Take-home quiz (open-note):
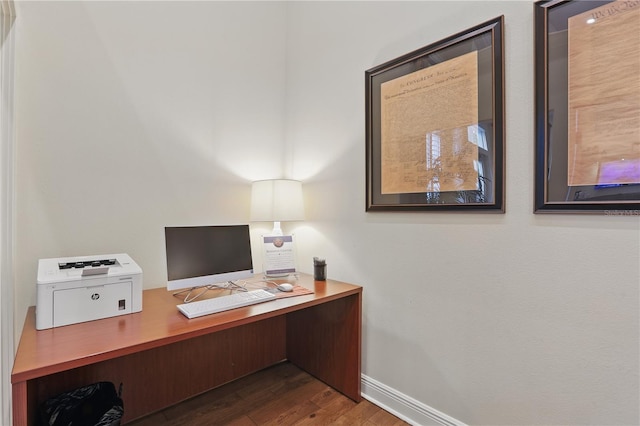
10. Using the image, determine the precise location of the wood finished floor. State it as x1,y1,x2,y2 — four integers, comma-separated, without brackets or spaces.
127,361,410,426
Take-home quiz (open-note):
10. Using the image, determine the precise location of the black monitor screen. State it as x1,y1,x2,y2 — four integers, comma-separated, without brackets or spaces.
164,225,254,290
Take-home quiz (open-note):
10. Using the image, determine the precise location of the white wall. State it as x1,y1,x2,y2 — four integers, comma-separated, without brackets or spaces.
15,0,287,327
284,1,639,425
12,1,640,426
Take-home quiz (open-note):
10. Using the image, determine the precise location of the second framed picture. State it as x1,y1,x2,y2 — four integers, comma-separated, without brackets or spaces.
365,16,505,212
534,0,640,214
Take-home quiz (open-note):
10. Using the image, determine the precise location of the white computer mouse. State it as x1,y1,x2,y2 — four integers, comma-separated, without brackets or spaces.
277,283,294,292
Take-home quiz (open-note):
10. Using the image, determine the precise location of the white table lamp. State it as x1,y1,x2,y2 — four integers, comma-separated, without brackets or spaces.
250,179,304,235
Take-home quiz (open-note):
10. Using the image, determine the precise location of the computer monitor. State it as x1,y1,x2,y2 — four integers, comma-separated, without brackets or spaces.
164,225,254,292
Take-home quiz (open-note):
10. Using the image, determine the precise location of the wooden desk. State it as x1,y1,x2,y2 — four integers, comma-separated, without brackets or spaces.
11,274,362,424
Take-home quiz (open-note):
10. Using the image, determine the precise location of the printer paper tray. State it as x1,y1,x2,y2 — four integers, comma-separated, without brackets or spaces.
53,281,132,328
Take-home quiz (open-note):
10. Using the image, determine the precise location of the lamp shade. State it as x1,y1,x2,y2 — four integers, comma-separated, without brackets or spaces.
250,179,304,222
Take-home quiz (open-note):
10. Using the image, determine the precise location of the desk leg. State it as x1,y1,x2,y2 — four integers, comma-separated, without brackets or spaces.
12,381,28,426
286,294,362,402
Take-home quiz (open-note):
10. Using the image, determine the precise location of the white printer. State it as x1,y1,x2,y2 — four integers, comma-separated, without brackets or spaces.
36,253,143,330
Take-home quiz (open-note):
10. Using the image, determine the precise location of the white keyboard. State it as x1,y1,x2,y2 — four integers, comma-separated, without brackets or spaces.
177,289,276,319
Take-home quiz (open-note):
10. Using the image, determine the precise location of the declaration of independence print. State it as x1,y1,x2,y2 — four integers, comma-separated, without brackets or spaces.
567,0,640,186
380,51,480,194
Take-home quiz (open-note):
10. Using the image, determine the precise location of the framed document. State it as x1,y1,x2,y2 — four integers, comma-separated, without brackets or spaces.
262,235,297,277
535,0,640,214
365,17,505,212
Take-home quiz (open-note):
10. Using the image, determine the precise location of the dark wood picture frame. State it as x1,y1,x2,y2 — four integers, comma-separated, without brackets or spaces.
534,0,640,214
366,16,505,212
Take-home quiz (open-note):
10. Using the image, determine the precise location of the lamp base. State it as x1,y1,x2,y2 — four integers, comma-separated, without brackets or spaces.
270,221,283,236
264,272,290,278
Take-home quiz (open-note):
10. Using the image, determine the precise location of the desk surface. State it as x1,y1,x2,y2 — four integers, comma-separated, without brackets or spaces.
11,274,362,385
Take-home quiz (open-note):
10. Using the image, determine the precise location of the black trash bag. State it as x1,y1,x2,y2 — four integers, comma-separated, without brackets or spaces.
39,381,124,426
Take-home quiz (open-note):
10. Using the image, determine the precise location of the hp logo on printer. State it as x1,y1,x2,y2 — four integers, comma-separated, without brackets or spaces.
91,293,100,300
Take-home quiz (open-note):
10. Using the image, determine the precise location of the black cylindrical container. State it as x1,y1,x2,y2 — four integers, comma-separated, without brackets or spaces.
313,257,326,281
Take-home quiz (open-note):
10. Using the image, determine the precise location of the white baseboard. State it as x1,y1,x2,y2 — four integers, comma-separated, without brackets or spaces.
361,374,466,426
